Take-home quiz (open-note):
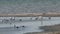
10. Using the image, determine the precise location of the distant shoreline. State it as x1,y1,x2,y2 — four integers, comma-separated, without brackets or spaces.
0,12,60,17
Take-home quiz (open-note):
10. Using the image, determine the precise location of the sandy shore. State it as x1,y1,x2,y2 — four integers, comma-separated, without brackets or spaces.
0,13,60,17
25,31,60,34
40,24,60,32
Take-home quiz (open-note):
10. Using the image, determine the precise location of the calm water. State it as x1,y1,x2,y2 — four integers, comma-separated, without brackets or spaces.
0,0,60,14
0,17,60,34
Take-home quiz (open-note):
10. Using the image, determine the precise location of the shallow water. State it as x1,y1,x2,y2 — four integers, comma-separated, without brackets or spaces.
0,17,60,34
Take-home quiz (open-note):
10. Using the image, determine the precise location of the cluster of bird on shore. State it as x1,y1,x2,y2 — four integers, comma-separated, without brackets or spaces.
0,17,22,24
0,16,51,31
0,16,51,24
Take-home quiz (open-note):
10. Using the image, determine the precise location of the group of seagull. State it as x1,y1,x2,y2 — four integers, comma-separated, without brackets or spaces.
0,16,51,24
0,17,22,24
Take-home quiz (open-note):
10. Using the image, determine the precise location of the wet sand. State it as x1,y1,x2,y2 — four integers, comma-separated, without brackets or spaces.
25,24,60,34
40,24,60,32
25,31,60,34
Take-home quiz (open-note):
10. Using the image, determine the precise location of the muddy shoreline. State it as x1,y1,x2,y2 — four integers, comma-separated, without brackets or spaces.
25,24,60,34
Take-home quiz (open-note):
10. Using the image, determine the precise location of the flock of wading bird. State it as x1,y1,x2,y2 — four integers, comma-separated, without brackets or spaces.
0,13,56,24
0,17,51,30
0,13,58,23
0,13,59,30
0,13,56,30
0,16,51,24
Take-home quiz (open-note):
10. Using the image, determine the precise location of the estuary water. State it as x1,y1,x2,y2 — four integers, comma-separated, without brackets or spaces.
0,0,60,14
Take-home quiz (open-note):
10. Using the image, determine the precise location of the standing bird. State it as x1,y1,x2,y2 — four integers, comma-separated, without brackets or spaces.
35,17,38,20
14,24,19,29
19,19,22,21
49,16,51,20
